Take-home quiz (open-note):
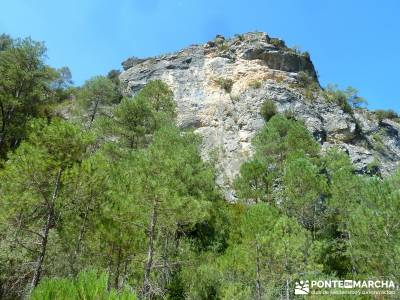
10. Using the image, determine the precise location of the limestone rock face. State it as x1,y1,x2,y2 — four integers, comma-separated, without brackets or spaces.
119,32,400,199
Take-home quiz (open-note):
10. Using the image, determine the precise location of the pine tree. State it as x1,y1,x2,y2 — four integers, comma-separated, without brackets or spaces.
77,76,119,129
0,119,93,296
217,204,314,300
0,36,67,158
282,153,327,237
98,80,176,150
97,126,217,298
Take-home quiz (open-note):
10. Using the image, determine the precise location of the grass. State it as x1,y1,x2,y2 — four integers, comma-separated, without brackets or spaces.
214,77,234,93
374,109,400,123
248,80,262,89
290,71,320,101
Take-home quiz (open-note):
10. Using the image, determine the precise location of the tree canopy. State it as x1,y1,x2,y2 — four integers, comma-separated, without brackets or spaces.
1,34,399,300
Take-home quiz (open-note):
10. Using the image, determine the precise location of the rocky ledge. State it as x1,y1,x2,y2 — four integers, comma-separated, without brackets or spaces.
119,32,400,199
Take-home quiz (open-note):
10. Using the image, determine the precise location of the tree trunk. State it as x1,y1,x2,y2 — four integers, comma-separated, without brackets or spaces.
30,211,52,289
255,243,262,300
159,233,171,291
0,102,8,151
142,202,158,299
286,278,290,300
0,102,5,146
107,243,115,290
347,224,357,275
30,169,62,291
88,98,100,130
114,246,122,290
71,208,89,275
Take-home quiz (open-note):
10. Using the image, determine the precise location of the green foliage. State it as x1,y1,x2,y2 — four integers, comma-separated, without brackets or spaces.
0,119,93,297
288,45,311,59
294,71,315,88
77,76,119,128
248,79,262,89
216,204,314,299
217,42,229,52
2,33,400,300
372,130,386,153
290,45,302,54
101,126,218,298
374,109,399,122
234,114,320,209
135,80,176,124
253,114,320,163
0,36,72,158
345,86,368,109
0,34,13,50
234,33,244,41
269,38,285,48
293,71,320,100
234,158,275,204
213,77,234,93
260,99,277,122
101,96,155,149
31,270,137,300
282,154,327,234
323,84,367,114
107,69,121,86
99,80,176,149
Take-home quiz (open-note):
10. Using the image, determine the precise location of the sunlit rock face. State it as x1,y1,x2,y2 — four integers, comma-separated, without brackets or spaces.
119,32,400,199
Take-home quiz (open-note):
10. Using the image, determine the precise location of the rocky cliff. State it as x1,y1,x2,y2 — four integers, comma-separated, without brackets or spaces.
119,32,400,200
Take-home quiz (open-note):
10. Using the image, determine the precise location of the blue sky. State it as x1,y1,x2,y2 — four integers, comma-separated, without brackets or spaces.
1,0,399,111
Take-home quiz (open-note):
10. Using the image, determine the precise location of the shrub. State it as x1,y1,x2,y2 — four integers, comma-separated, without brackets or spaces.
31,270,137,300
345,86,368,109
284,109,296,120
269,38,285,48
295,71,315,89
290,45,302,54
248,80,262,89
214,77,234,93
217,42,229,52
375,109,399,122
273,74,285,83
234,33,244,41
303,51,311,59
288,46,310,59
292,71,320,100
366,159,380,174
372,131,386,153
261,99,277,122
322,84,353,114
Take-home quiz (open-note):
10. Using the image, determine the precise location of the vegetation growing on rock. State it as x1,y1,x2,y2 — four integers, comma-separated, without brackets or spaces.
213,77,234,93
1,33,400,300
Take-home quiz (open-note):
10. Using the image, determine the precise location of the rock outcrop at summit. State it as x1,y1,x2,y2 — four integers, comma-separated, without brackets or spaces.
119,32,400,199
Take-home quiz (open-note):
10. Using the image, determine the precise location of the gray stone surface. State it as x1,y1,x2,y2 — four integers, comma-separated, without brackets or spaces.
119,32,400,199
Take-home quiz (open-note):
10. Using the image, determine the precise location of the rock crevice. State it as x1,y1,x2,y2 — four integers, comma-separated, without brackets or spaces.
119,32,400,198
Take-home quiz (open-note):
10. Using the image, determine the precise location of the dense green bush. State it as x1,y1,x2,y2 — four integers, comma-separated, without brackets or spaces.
31,270,137,300
3,33,400,300
260,99,277,122
0,35,74,159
